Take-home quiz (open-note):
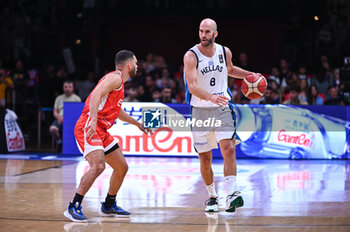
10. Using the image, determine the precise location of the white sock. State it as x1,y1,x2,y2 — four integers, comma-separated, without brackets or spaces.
225,175,236,195
205,182,218,198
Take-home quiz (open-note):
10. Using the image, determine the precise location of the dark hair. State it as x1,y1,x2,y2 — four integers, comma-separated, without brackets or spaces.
115,50,135,66
271,88,279,94
289,85,300,93
64,80,73,85
153,87,161,93
127,84,137,90
327,85,337,91
307,85,318,105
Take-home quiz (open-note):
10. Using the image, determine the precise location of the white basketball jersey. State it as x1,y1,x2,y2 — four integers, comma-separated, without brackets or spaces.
184,43,231,107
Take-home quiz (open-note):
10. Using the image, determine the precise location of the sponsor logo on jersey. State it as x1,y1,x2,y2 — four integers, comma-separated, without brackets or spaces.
219,54,224,63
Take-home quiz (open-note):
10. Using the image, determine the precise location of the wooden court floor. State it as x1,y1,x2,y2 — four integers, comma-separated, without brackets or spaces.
0,156,349,232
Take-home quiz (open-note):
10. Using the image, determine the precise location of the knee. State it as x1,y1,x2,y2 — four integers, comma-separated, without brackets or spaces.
120,163,129,177
49,126,58,135
200,155,212,168
222,145,235,156
92,162,105,175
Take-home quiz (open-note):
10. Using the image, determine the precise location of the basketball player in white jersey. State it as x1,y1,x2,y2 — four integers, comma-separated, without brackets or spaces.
183,18,258,212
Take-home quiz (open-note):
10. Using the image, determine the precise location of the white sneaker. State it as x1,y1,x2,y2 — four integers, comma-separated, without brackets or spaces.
205,197,219,212
225,191,244,212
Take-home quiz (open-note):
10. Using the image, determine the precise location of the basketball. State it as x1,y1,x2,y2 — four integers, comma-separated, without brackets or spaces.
241,74,267,100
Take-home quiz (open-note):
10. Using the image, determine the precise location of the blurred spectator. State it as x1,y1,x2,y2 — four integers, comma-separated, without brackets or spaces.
270,89,280,104
174,65,185,93
238,52,251,70
298,65,308,81
321,61,335,85
0,68,14,107
268,79,279,91
53,66,69,97
286,72,300,88
333,68,340,87
320,55,329,64
310,72,329,97
283,85,307,105
142,52,155,74
142,75,157,101
124,85,139,102
145,75,157,91
77,71,96,101
279,58,292,87
11,59,29,111
159,86,177,103
259,87,279,104
307,85,324,105
152,87,161,102
268,67,281,86
299,78,308,103
50,80,81,152
325,85,341,105
156,68,174,89
153,55,167,69
26,66,39,104
137,85,147,101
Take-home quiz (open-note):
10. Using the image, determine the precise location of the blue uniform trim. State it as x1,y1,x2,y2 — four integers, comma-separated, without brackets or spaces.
189,106,199,153
184,49,199,105
228,103,237,140
222,45,227,65
227,87,234,104
184,73,192,104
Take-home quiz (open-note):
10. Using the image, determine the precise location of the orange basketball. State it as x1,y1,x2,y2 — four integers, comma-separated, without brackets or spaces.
241,74,267,100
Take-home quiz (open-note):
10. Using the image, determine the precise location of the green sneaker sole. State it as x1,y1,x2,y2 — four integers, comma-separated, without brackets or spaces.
225,196,244,212
205,209,218,213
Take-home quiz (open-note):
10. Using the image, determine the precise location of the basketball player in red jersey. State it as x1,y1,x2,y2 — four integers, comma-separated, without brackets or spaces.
64,50,151,222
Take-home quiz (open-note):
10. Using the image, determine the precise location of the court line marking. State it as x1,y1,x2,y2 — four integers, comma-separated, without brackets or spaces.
12,161,77,176
0,217,350,227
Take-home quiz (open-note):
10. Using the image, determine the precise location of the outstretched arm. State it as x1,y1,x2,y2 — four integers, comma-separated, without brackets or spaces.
118,109,139,126
118,109,152,135
183,51,229,107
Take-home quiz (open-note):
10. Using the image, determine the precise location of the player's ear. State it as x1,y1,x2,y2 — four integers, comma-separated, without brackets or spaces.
214,31,218,38
127,61,131,70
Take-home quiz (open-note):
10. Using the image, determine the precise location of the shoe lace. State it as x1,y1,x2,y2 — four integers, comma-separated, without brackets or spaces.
74,202,83,211
110,203,124,211
227,191,241,199
205,197,218,206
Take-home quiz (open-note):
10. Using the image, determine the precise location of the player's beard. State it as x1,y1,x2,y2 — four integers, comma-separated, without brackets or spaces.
201,33,215,47
129,65,137,78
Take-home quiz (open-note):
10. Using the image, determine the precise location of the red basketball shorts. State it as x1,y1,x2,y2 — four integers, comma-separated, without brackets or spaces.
74,114,117,157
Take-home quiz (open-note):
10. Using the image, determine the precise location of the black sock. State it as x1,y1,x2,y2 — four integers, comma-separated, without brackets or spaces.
105,194,116,208
72,193,84,205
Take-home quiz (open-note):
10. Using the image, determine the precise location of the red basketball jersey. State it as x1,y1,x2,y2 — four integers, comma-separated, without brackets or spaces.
82,71,124,129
